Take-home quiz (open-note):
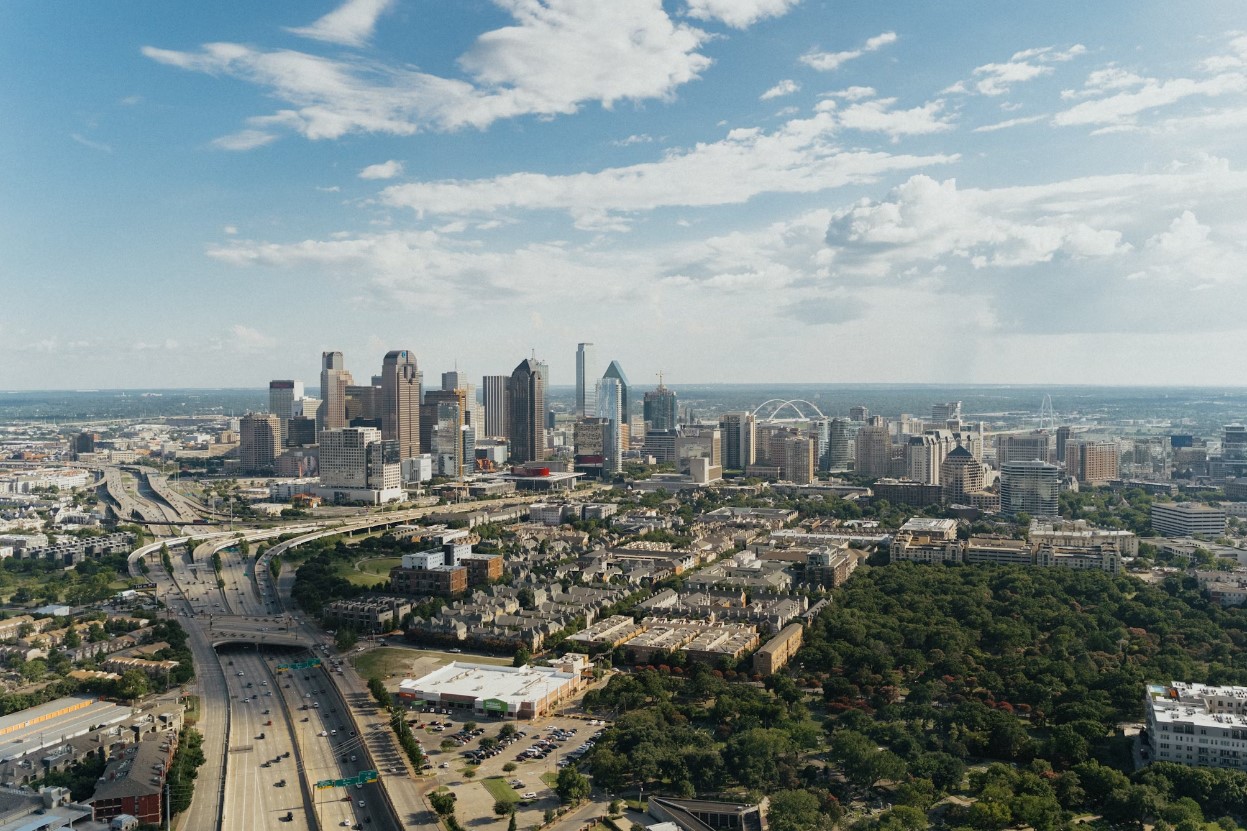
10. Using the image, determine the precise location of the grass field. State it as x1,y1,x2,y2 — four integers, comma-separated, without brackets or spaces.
540,771,559,789
334,560,387,588
356,556,403,576
481,776,518,804
354,646,511,680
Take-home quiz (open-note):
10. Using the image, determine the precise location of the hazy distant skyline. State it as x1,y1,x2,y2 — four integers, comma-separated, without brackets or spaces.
3,1,1247,390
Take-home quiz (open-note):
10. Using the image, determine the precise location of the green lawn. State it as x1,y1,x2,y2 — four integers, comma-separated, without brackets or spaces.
481,776,518,804
334,560,387,588
356,556,403,576
540,772,559,789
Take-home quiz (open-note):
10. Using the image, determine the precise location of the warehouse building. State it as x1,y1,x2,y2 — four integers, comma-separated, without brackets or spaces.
397,659,586,719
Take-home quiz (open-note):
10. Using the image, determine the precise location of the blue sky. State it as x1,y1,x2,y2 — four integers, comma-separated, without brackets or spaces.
3,0,1247,390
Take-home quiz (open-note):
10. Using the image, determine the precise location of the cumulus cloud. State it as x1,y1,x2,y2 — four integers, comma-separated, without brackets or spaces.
1053,72,1247,128
945,43,1085,96
800,31,896,72
760,79,799,100
145,1,712,144
287,0,395,47
377,110,957,226
817,96,955,141
683,0,801,29
359,159,404,179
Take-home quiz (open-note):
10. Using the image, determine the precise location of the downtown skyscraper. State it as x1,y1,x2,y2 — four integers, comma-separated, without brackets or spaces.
509,358,546,463
319,351,353,433
575,343,596,418
380,350,421,460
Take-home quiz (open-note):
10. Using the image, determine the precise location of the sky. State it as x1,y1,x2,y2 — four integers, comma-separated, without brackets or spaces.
3,0,1247,391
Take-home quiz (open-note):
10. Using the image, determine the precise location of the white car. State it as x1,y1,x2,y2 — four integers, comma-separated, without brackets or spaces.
521,792,538,800
358,800,366,808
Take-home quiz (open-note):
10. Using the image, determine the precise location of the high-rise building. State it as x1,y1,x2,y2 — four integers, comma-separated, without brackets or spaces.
1055,426,1072,464
346,382,381,425
286,416,317,447
809,420,831,472
602,360,631,421
675,426,721,474
643,382,678,431
827,418,856,470
854,416,892,478
999,460,1061,517
931,401,962,424
268,380,303,446
575,343,596,419
318,426,403,503
423,388,468,475
441,373,483,441
719,412,756,471
777,434,815,484
596,376,623,475
319,351,353,433
1222,425,1247,479
239,413,281,474
940,444,986,504
849,405,869,422
1066,440,1120,485
482,375,509,438
380,350,422,460
996,431,1052,466
508,358,546,463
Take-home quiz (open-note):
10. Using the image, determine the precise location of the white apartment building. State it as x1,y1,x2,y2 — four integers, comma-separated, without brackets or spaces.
1151,502,1227,538
1146,682,1247,770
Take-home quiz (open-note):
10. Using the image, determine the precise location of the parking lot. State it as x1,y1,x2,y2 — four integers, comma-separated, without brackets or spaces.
411,710,610,826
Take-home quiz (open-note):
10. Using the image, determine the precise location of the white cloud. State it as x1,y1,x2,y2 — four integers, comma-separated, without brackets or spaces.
212,129,280,151
378,110,957,225
145,1,712,143
287,0,395,47
612,133,655,146
827,86,876,101
230,324,278,352
70,133,112,153
760,79,799,100
223,225,239,235
683,0,801,29
818,97,955,141
1053,72,1247,128
800,31,896,72
359,159,404,179
946,43,1085,97
973,114,1046,133
316,185,342,192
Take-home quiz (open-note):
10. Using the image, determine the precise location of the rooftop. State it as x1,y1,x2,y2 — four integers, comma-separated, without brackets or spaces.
400,662,576,705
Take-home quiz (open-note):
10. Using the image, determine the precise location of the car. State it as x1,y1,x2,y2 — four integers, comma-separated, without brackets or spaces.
341,822,351,828
358,800,366,808
521,792,538,800
356,783,363,789
439,762,450,768
237,671,244,677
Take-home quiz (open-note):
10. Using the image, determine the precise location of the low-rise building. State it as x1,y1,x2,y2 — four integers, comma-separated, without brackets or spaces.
1151,502,1227,538
325,596,414,633
753,623,803,676
396,661,582,719
1145,682,1247,771
566,615,648,650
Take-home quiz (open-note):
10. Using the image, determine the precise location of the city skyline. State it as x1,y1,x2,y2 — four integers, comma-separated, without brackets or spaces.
4,1,1247,389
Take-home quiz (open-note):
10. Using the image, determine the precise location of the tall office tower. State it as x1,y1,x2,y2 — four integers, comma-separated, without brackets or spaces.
318,426,403,502
940,444,986,504
441,371,464,391
422,388,467,460
854,416,892,478
380,350,422,460
575,343,597,418
756,423,788,465
1223,425,1247,479
286,416,317,447
809,419,831,471
346,382,381,425
441,373,483,440
999,460,1062,517
596,376,623,475
906,434,943,485
827,418,856,470
931,401,962,423
675,426,722,474
319,351,353,432
778,434,815,484
719,412,757,471
996,430,1052,466
1055,425,1072,464
482,375,509,438
239,413,281,474
268,380,303,446
602,360,631,420
508,358,546,463
429,399,468,477
1066,440,1120,485
849,405,870,422
643,382,678,431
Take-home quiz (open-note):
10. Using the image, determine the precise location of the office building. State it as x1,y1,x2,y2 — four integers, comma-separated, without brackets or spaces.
346,381,381,424
1221,425,1247,480
268,380,303,445
239,413,281,474
285,415,317,448
1066,440,1120,485
380,350,422,460
596,375,624,475
940,444,986,504
906,431,956,485
777,434,815,484
1151,502,1227,538
849,405,869,422
854,416,892,478
318,427,403,504
675,426,722,474
643,382,678,430
931,401,961,423
575,343,596,418
482,375,509,438
999,459,1061,517
997,431,1052,466
719,412,757,471
1056,425,1072,464
508,358,546,463
643,429,678,464
319,351,353,432
602,360,631,420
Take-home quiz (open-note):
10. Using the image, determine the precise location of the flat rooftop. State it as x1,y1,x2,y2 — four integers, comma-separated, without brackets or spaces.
0,697,132,762
401,662,575,705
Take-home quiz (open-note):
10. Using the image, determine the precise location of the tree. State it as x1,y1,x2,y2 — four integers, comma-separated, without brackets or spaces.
429,791,457,816
493,800,514,816
117,669,150,700
513,647,532,667
555,766,591,804
335,628,358,650
508,812,517,831
767,790,830,831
